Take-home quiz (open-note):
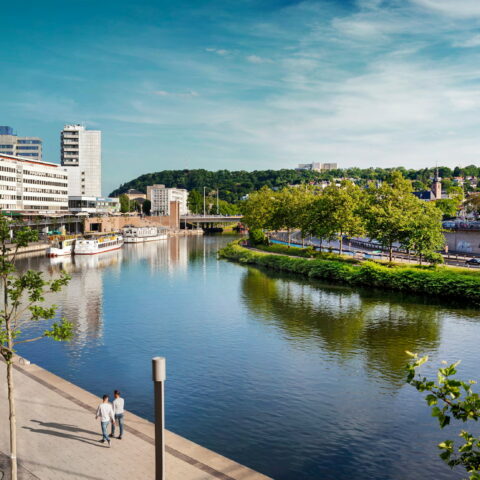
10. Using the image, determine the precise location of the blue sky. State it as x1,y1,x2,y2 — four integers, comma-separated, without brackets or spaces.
2,0,480,195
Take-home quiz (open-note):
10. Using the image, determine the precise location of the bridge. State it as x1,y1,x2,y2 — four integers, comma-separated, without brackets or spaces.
180,214,243,226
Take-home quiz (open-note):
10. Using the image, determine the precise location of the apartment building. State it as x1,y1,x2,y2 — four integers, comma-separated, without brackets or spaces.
146,184,188,216
61,124,101,197
0,153,68,212
297,162,338,172
0,126,43,161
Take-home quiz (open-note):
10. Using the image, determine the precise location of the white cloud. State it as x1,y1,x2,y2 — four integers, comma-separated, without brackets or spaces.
411,0,480,18
205,48,230,56
246,55,272,64
453,34,480,48
152,90,199,98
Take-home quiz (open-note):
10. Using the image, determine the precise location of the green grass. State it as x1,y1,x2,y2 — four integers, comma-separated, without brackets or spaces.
219,241,480,306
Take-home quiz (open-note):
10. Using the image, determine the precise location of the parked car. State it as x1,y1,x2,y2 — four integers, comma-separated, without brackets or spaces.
465,258,480,266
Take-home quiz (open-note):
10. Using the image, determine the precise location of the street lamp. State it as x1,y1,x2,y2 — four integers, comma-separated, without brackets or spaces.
152,357,166,480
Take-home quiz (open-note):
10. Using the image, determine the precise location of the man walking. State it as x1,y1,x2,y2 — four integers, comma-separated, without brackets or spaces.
111,390,125,440
95,394,115,447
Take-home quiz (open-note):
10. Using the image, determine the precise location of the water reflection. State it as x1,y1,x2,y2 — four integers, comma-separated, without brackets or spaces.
241,267,442,384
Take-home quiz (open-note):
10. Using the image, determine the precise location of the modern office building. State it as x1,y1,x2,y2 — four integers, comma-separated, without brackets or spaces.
297,162,338,172
0,153,68,212
0,126,43,161
146,184,188,216
68,196,120,214
61,124,101,197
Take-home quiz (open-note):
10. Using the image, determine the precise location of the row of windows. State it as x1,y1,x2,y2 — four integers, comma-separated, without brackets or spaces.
0,145,13,148
24,179,68,187
17,153,40,157
0,194,16,200
0,184,17,191
0,175,16,182
22,196,67,203
17,146,40,151
17,140,41,144
24,187,67,194
0,165,15,173
24,205,68,210
0,151,14,155
24,170,68,180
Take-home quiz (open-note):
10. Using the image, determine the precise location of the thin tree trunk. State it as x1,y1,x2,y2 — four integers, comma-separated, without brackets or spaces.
287,229,291,247
7,358,17,480
389,245,393,262
339,234,343,255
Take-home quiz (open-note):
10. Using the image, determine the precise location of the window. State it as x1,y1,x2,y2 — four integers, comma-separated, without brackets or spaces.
17,140,41,144
0,145,13,148
17,146,40,150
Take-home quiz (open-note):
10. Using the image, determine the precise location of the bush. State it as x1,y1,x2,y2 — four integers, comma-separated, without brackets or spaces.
218,241,480,305
424,251,444,265
249,228,268,246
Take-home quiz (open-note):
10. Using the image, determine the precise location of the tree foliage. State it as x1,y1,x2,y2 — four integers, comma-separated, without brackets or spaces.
407,353,480,480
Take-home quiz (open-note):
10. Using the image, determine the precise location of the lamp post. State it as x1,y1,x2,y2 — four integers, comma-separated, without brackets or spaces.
152,357,166,480
203,187,206,217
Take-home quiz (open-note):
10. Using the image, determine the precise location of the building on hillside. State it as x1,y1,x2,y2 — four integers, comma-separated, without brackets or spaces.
0,153,68,212
0,126,43,161
146,184,188,215
297,162,338,172
124,189,147,204
61,124,101,197
413,169,446,201
68,196,120,214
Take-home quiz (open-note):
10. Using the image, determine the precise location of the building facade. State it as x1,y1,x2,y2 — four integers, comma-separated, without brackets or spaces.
146,184,188,216
0,126,43,161
0,153,68,212
68,196,120,214
61,124,101,197
297,162,338,172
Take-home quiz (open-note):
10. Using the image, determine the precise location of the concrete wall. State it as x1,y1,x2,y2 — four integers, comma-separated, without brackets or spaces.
83,201,180,233
445,230,480,255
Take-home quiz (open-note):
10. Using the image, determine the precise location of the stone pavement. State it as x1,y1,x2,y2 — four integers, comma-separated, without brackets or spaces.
0,359,272,480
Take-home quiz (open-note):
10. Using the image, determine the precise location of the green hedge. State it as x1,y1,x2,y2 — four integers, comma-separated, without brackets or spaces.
219,242,480,305
255,243,360,263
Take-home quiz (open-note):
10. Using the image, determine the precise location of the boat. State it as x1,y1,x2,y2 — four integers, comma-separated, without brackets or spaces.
122,225,168,243
74,233,124,255
47,236,77,257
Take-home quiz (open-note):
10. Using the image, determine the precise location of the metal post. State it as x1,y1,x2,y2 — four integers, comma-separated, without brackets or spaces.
203,187,206,217
152,357,166,480
216,189,219,215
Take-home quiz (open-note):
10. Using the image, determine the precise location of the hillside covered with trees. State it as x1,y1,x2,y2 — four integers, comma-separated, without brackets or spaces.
110,165,480,204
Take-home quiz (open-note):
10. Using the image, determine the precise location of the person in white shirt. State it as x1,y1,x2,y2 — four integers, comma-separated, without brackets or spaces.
95,394,115,446
111,390,125,440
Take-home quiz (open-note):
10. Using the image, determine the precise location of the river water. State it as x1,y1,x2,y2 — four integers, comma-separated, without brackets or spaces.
15,235,480,480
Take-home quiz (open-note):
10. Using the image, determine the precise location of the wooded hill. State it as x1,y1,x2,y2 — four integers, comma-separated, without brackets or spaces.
110,165,480,204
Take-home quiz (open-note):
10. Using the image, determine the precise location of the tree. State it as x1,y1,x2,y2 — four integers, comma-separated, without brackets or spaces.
403,202,445,264
241,186,276,231
435,199,459,218
187,189,203,214
319,181,365,254
119,194,131,213
407,353,480,480
363,172,419,261
0,215,73,480
142,199,151,216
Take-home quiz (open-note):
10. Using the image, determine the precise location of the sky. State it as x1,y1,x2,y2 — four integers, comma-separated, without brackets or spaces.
2,0,480,195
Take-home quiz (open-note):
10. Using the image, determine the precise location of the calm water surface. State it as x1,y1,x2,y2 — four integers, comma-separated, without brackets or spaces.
16,236,480,480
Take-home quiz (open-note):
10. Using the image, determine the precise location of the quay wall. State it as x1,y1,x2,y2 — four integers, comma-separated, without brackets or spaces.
444,230,480,255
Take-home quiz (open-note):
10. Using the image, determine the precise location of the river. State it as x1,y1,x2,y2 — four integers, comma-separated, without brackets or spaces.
15,235,480,480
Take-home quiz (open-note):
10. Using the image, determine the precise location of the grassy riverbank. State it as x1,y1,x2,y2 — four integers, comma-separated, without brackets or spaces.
219,241,480,305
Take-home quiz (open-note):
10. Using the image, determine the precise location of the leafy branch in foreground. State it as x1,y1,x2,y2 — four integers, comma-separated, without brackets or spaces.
406,352,480,479
0,214,73,480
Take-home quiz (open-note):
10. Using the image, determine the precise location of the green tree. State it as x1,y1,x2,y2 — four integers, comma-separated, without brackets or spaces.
363,172,419,261
0,215,73,480
403,202,445,264
435,199,459,218
187,189,203,214
241,186,277,231
142,199,151,216
320,181,365,254
119,194,131,213
407,353,480,480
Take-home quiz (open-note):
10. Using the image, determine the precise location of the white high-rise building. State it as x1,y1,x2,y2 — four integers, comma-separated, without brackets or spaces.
147,184,188,216
61,124,101,197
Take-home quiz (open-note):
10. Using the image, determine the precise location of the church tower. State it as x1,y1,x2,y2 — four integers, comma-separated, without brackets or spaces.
432,168,442,200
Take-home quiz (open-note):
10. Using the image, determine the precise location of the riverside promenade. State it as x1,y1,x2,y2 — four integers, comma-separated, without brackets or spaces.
0,359,271,480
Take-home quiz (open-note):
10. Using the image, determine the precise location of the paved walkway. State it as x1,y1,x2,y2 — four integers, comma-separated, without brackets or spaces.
0,359,271,480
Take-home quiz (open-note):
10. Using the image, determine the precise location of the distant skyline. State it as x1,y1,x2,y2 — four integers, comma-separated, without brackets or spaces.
2,0,480,195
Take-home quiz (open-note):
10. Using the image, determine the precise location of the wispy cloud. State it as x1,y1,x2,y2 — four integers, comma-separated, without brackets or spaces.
152,90,199,97
411,0,480,18
246,55,273,64
205,47,230,56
